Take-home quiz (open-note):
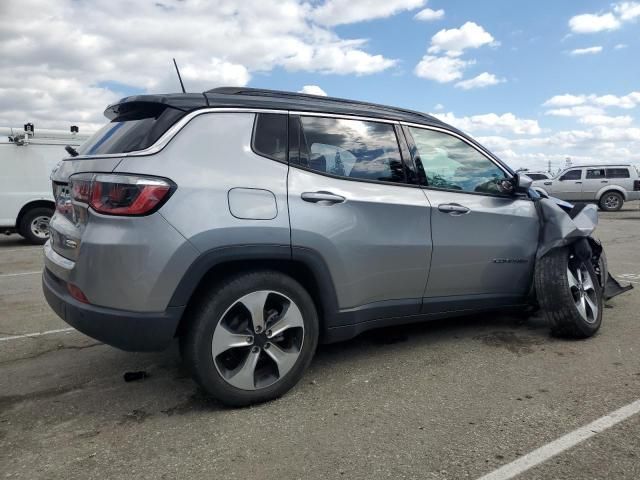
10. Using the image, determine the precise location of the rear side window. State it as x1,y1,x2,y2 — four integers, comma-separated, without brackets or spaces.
252,113,288,162
76,106,186,156
586,168,605,179
606,168,630,178
298,116,405,184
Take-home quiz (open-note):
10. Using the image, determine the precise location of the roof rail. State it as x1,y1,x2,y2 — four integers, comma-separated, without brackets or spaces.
205,86,435,122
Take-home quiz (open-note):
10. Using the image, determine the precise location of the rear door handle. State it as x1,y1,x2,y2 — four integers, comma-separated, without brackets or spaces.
601,180,608,183
438,203,470,215
301,191,345,204
575,181,582,184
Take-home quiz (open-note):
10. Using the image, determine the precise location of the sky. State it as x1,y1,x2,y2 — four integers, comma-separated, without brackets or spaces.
1,0,639,172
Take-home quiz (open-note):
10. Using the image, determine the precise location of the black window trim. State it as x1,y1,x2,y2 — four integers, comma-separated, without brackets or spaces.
250,112,289,164
400,122,525,200
288,113,420,189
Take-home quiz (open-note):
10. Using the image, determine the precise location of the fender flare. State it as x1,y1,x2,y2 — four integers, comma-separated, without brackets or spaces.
167,244,340,325
596,185,626,201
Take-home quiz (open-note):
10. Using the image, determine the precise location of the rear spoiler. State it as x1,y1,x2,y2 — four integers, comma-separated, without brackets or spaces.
104,93,209,120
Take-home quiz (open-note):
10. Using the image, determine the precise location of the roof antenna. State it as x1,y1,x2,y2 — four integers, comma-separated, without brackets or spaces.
173,58,186,93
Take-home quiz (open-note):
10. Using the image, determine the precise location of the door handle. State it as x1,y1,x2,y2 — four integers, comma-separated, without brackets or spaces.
601,180,608,183
301,191,345,204
575,181,582,184
543,182,552,185
438,203,470,215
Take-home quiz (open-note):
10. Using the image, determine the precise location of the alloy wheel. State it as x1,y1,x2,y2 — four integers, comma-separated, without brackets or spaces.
567,260,599,324
604,194,620,210
211,290,305,390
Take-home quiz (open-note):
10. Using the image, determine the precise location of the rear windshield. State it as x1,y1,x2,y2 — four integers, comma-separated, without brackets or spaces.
76,106,186,156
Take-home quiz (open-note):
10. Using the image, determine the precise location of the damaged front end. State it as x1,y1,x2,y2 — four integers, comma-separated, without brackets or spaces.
531,190,633,300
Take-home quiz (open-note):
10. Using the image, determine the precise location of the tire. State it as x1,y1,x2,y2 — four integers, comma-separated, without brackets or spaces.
181,270,319,407
535,247,603,339
18,207,54,245
599,191,624,211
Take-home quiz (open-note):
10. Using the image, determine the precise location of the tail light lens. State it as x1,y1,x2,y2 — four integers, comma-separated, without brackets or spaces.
634,180,640,191
69,174,175,216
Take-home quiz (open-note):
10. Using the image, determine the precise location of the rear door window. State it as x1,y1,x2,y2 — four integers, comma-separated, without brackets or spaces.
606,168,630,178
298,116,406,184
76,106,186,156
586,168,606,179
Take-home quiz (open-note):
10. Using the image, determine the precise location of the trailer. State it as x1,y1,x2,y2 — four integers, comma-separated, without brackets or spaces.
0,124,91,244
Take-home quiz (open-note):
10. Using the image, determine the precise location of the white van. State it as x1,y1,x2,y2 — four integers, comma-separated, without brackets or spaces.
1,125,91,244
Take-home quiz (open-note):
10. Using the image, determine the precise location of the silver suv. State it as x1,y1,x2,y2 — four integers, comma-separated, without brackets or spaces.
43,88,622,406
532,165,640,211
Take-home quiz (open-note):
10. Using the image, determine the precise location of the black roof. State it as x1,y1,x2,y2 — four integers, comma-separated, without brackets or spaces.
105,87,446,127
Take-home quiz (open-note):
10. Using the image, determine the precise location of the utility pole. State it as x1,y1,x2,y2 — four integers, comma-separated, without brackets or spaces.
547,159,551,173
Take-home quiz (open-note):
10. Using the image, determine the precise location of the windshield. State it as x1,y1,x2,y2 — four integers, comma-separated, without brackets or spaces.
75,106,186,156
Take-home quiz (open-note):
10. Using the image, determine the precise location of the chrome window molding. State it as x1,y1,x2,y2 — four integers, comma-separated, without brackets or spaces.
65,108,289,160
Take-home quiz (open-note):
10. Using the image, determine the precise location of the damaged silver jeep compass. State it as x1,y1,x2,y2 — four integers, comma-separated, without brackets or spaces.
43,87,632,406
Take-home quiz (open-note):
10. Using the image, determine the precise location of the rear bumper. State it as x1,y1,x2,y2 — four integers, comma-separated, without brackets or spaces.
42,268,184,352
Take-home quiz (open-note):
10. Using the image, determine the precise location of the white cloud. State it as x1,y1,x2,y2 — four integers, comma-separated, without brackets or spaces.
543,91,640,113
428,22,497,57
298,85,328,96
414,55,471,82
0,0,404,129
433,103,444,111
455,72,505,90
569,46,603,55
543,94,588,107
568,13,620,33
568,2,640,34
415,8,444,21
614,43,628,49
433,112,542,135
312,0,425,26
545,106,606,117
578,114,634,127
613,1,640,21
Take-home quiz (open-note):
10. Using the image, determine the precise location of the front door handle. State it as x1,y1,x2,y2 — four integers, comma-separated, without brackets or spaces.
301,191,345,204
438,203,470,215
543,181,552,185
575,181,582,184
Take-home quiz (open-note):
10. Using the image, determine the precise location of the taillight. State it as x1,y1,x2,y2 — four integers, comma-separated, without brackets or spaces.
69,174,174,216
634,180,640,191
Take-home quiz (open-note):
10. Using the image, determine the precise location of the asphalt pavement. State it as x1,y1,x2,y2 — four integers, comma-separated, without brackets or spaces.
1,207,639,480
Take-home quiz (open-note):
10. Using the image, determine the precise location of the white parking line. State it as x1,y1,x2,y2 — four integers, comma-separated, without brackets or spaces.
0,271,41,278
476,399,640,480
0,247,43,253
0,328,75,342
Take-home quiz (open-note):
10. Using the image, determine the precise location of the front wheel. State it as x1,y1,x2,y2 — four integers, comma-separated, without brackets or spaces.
181,271,319,407
535,247,603,338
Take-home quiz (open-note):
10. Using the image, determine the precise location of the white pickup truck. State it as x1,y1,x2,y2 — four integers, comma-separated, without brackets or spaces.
0,125,90,243
531,164,640,211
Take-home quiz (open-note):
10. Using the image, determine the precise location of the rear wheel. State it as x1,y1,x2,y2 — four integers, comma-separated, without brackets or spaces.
599,191,624,211
181,271,319,406
18,207,54,245
535,247,603,338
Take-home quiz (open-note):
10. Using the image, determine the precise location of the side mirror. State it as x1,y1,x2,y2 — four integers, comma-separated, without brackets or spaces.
515,173,533,193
